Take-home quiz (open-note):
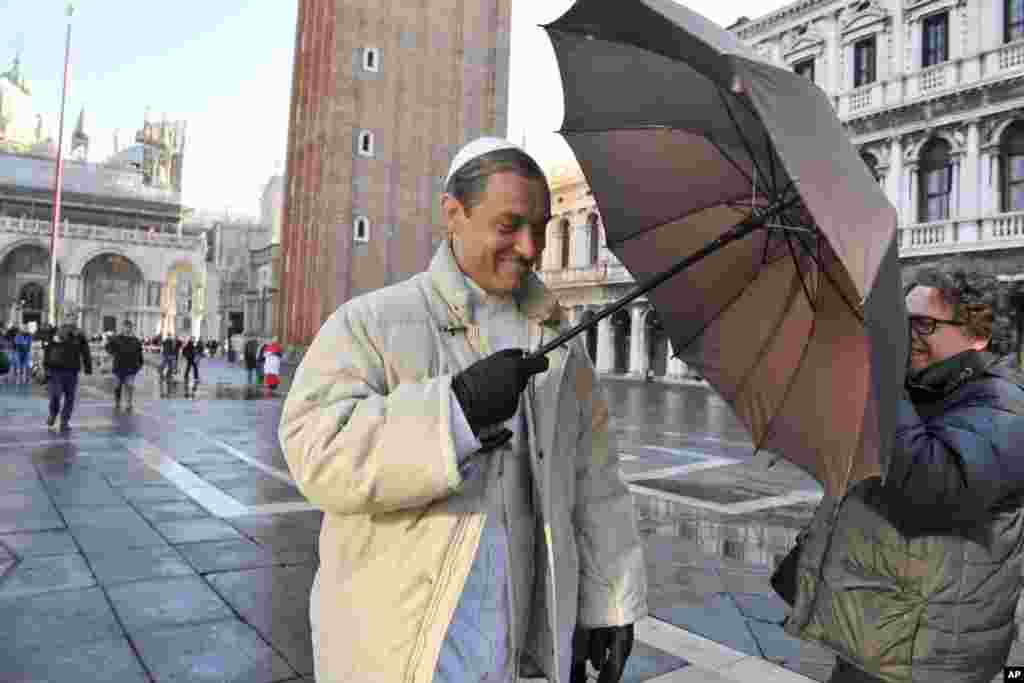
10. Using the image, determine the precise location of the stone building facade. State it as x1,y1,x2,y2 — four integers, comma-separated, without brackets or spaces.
538,0,1024,378
277,0,512,347
0,56,207,338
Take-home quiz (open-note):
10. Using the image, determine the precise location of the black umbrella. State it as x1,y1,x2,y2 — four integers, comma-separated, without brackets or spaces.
531,0,908,499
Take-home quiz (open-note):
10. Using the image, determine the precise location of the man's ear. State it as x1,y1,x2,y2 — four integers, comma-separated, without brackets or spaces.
972,335,992,352
441,193,465,232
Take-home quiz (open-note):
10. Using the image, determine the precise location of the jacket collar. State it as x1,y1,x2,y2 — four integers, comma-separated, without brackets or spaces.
905,350,999,402
427,240,564,328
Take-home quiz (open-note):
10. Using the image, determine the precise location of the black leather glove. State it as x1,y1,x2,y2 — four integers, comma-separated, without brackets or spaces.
570,624,634,683
451,349,548,435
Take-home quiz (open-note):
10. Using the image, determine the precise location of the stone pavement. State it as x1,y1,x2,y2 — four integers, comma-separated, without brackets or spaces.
0,373,1019,682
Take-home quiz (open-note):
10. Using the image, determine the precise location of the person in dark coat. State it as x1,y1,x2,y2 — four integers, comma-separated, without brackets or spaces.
181,337,202,389
243,335,261,385
785,266,1024,683
106,319,144,411
43,315,93,431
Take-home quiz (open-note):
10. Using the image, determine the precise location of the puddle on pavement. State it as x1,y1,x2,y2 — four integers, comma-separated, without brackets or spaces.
632,491,813,569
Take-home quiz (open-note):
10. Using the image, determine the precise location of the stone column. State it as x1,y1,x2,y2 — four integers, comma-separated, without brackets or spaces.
964,121,981,219
907,165,919,225
628,305,648,376
888,136,904,222
665,340,688,379
596,315,614,374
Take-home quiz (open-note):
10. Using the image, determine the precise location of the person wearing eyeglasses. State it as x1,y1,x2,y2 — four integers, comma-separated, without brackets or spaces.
785,266,1024,683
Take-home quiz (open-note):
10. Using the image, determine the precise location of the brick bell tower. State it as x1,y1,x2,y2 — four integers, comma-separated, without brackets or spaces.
277,0,512,348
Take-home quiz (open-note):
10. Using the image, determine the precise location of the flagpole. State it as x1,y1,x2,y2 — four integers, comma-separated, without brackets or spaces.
48,3,74,325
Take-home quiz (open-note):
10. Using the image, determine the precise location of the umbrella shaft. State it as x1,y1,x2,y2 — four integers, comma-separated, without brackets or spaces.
529,197,799,359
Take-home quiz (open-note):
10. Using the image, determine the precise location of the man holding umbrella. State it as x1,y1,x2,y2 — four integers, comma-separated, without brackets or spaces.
784,266,1024,683
280,137,646,683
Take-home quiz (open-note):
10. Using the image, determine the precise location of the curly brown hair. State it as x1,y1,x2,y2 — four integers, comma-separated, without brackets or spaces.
909,266,1012,353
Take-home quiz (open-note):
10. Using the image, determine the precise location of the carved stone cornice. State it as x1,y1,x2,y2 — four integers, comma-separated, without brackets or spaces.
734,0,835,40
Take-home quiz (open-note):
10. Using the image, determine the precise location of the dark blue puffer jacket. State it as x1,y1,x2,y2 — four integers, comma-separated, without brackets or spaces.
786,351,1024,683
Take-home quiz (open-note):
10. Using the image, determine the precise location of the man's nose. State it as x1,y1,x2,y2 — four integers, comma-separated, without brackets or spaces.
514,227,542,262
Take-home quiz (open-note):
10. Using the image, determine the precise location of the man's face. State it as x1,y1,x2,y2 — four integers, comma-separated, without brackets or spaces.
443,171,550,296
906,285,989,372
123,322,134,335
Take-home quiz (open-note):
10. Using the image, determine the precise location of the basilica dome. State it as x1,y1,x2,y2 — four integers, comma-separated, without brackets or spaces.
0,56,42,152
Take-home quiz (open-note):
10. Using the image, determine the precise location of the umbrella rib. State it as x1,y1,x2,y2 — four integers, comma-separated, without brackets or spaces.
751,286,821,461
707,136,757,192
605,199,749,249
790,229,866,324
716,86,774,197
785,233,817,313
727,262,809,433
673,231,769,360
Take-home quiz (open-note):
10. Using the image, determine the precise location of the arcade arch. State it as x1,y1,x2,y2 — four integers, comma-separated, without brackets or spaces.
80,253,145,335
0,243,62,328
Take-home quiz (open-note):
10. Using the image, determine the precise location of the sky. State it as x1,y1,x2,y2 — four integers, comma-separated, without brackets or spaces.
0,0,790,218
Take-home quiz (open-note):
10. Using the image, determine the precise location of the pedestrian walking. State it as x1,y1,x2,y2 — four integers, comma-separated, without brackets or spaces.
159,336,178,384
243,334,261,385
106,319,143,411
0,327,12,384
12,326,32,384
783,266,1024,683
182,337,202,384
279,138,646,683
261,339,281,394
43,315,93,432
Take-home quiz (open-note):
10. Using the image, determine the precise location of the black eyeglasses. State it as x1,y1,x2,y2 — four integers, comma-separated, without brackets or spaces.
909,314,966,336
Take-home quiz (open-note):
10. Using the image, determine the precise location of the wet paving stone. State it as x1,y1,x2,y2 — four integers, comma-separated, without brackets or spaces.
131,618,296,683
0,553,96,598
620,641,689,683
207,565,315,676
0,586,122,650
84,545,196,585
106,575,233,634
0,637,149,683
119,484,195,504
219,484,305,505
156,518,244,544
0,510,65,534
650,593,761,657
134,500,211,523
177,538,316,574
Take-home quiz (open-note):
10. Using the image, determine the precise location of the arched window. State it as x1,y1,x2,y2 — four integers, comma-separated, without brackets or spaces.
354,216,370,242
559,219,571,269
861,153,879,182
363,47,380,72
1002,121,1024,212
918,138,952,222
587,213,601,265
358,131,374,157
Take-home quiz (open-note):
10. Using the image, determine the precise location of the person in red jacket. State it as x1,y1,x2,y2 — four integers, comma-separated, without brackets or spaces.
262,339,283,394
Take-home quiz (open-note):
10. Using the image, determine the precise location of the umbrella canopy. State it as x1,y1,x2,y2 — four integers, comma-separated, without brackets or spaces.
541,0,908,499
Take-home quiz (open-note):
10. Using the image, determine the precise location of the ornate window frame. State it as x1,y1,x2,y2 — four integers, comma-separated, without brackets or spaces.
840,0,889,90
782,24,827,85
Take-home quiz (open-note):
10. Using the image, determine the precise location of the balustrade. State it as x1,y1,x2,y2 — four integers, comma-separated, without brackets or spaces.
0,216,202,250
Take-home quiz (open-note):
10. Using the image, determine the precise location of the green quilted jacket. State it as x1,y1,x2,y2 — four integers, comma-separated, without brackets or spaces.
785,352,1024,683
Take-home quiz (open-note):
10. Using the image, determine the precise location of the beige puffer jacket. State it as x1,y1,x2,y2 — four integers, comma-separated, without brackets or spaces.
280,242,647,683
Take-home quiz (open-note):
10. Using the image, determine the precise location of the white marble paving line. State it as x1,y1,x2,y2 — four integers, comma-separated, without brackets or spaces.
0,419,117,432
636,616,815,683
609,424,754,450
112,405,318,516
183,428,297,487
629,484,822,515
622,456,739,482
120,437,250,518
3,437,115,449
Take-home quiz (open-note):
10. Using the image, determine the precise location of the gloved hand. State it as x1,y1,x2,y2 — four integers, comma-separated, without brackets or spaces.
570,624,634,683
451,349,548,435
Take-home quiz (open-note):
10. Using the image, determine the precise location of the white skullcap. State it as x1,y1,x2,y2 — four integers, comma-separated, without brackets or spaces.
444,137,524,188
